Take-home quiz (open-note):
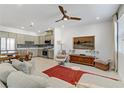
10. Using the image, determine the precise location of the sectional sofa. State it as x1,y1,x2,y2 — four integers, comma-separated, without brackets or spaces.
0,61,124,88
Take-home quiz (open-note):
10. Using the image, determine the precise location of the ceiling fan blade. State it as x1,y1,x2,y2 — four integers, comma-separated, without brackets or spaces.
55,19,63,22
58,6,66,16
70,17,81,20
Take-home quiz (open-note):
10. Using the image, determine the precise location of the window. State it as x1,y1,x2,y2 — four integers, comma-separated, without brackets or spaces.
1,37,6,50
7,38,15,50
0,37,15,51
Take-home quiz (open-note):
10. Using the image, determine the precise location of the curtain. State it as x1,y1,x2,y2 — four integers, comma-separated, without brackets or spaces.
112,14,118,72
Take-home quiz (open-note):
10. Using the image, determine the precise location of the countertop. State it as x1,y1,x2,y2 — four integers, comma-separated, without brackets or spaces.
17,48,54,50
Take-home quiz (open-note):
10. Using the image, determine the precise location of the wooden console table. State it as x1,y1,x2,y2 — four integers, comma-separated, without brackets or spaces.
69,54,95,66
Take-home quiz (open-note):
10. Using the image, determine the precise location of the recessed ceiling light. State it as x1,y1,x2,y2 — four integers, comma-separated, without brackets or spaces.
96,17,100,20
31,22,34,26
30,22,34,27
38,30,41,33
64,18,68,21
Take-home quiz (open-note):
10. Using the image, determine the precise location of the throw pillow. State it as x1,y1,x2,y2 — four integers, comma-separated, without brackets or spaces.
7,71,48,88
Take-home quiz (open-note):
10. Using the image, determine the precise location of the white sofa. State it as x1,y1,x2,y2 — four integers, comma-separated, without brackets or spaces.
0,62,75,88
0,63,17,84
12,60,32,74
0,80,6,88
0,62,124,88
7,71,49,88
7,71,74,88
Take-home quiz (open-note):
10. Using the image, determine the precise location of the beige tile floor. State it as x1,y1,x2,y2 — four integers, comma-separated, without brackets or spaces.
31,57,121,80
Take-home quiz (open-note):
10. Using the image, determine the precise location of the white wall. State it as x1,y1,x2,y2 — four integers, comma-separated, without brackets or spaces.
60,21,114,62
118,16,124,80
54,28,62,58
118,5,124,80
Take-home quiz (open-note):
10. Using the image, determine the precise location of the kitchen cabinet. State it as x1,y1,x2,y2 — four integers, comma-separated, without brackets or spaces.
39,36,45,44
48,49,54,59
45,35,51,41
17,34,25,44
8,33,16,38
21,35,39,44
0,31,8,37
23,35,27,41
17,48,38,57
39,30,54,45
37,49,43,57
29,49,38,57
34,36,39,44
50,35,54,44
46,35,54,44
40,35,54,44
24,35,33,42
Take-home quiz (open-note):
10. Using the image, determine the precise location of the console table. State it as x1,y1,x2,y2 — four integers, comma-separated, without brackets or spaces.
69,54,95,66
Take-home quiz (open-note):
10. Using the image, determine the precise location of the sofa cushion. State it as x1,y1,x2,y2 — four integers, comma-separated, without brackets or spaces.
7,71,48,88
12,61,32,74
23,61,32,74
0,81,6,88
0,63,17,84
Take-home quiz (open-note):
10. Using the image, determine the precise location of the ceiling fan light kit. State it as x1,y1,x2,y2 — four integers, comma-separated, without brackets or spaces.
63,17,68,20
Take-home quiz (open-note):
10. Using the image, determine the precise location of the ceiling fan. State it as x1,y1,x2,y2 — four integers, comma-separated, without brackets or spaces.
55,6,81,22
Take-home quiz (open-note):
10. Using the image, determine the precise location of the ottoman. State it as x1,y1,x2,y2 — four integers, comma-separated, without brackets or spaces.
94,59,109,71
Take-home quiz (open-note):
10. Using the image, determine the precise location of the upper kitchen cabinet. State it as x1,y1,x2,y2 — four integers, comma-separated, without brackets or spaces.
39,30,54,45
45,35,51,41
8,33,16,38
39,35,45,44
24,35,33,42
17,34,25,44
0,31,8,37
51,35,54,44
21,34,40,44
34,36,39,44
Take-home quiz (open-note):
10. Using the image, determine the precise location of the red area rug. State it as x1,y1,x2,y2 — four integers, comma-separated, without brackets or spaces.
43,65,119,85
43,65,86,85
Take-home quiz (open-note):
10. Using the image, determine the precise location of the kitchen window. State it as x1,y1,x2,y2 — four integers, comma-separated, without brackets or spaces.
7,38,15,50
1,37,6,50
0,37,16,54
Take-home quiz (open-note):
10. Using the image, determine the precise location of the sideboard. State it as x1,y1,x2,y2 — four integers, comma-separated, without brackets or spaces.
69,54,95,66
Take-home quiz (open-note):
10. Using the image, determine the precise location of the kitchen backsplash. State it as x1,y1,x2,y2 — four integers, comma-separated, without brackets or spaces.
17,43,54,48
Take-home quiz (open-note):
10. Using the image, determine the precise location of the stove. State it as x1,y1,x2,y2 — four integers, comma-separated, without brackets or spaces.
42,48,48,57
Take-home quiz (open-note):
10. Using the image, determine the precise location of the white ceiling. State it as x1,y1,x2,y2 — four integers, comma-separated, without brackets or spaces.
0,4,120,34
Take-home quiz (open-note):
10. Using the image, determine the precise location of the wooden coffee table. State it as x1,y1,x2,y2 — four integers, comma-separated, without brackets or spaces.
0,55,9,62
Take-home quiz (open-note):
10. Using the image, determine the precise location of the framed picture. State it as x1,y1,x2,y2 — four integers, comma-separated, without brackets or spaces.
73,36,95,50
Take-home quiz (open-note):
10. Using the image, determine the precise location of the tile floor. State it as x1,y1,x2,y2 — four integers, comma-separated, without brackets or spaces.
31,57,121,80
